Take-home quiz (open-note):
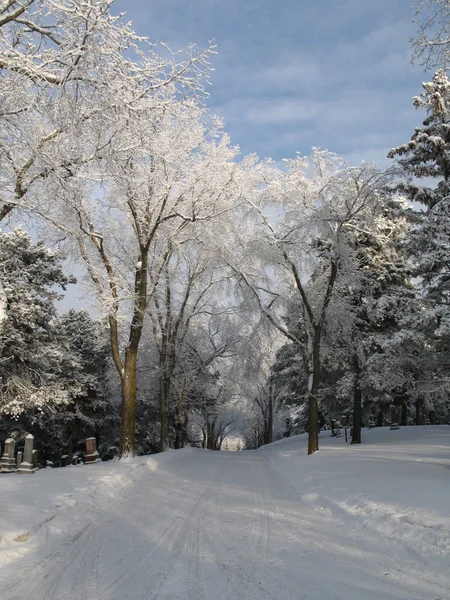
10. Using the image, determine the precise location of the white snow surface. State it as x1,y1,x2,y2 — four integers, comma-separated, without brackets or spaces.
0,426,449,600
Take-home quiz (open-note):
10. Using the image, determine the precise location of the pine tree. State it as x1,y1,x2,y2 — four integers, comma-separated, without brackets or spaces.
0,227,75,419
49,310,114,459
388,70,450,409
336,198,420,439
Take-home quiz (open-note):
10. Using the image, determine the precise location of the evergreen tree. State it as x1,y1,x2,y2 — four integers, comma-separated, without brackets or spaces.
388,70,450,409
0,227,75,419
0,228,117,460
333,198,421,440
46,310,115,459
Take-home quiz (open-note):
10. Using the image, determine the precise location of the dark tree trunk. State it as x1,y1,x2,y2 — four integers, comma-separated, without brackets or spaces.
174,424,181,450
174,413,188,449
415,399,422,426
351,371,362,444
307,326,321,455
181,407,189,448
174,393,189,449
160,390,169,452
67,433,74,463
263,397,273,445
119,346,138,457
206,420,216,450
116,254,148,458
401,396,408,426
267,395,273,444
377,409,384,427
158,344,170,451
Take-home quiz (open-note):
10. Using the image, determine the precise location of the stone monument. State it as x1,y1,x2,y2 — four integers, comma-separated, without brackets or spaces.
17,434,35,474
0,438,16,473
85,437,100,464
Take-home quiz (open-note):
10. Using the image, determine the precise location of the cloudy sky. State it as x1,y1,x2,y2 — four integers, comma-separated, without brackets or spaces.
114,0,430,168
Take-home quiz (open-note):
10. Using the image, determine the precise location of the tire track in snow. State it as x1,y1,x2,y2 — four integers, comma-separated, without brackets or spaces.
0,523,91,600
201,455,311,600
95,481,203,599
0,456,199,600
137,461,224,600
97,457,220,600
185,496,208,600
252,457,344,600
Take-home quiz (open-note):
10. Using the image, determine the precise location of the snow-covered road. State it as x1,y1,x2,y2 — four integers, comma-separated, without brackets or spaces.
1,428,450,599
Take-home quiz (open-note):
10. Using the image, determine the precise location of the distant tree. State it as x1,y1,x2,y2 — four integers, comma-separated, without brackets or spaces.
146,238,237,451
191,378,240,451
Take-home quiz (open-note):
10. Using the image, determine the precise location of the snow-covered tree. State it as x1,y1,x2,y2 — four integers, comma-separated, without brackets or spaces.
50,310,114,457
233,150,387,454
59,96,247,458
411,0,450,69
1,1,217,458
388,69,450,411
191,378,240,451
0,0,214,222
0,227,75,418
145,236,237,451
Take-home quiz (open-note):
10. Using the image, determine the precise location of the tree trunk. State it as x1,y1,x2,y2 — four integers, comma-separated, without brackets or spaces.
174,416,188,449
401,396,408,426
415,399,422,426
119,346,138,457
377,409,384,427
181,407,189,448
160,389,169,452
67,432,74,463
174,392,188,449
267,395,273,444
174,422,181,450
116,253,148,459
351,372,362,444
307,326,321,455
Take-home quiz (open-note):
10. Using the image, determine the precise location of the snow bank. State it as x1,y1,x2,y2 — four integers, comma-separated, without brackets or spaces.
0,448,190,574
261,425,450,576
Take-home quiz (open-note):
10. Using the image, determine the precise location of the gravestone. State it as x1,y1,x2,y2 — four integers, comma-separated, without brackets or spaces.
32,449,38,470
60,455,70,467
333,421,343,437
1,438,16,473
16,451,22,470
17,434,35,474
85,437,100,464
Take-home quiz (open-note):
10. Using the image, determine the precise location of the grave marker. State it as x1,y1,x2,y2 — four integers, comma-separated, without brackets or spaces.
17,434,35,474
1,438,16,473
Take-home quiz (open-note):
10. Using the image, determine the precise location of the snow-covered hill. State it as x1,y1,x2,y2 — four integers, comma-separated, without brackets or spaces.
0,426,449,599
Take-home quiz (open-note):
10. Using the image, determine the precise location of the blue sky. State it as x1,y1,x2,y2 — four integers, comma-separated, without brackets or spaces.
114,0,429,168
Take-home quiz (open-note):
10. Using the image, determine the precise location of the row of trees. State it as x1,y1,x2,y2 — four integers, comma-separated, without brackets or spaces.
1,0,449,457
246,0,450,449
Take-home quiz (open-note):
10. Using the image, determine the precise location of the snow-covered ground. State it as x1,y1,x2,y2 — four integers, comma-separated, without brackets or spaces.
0,426,449,600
